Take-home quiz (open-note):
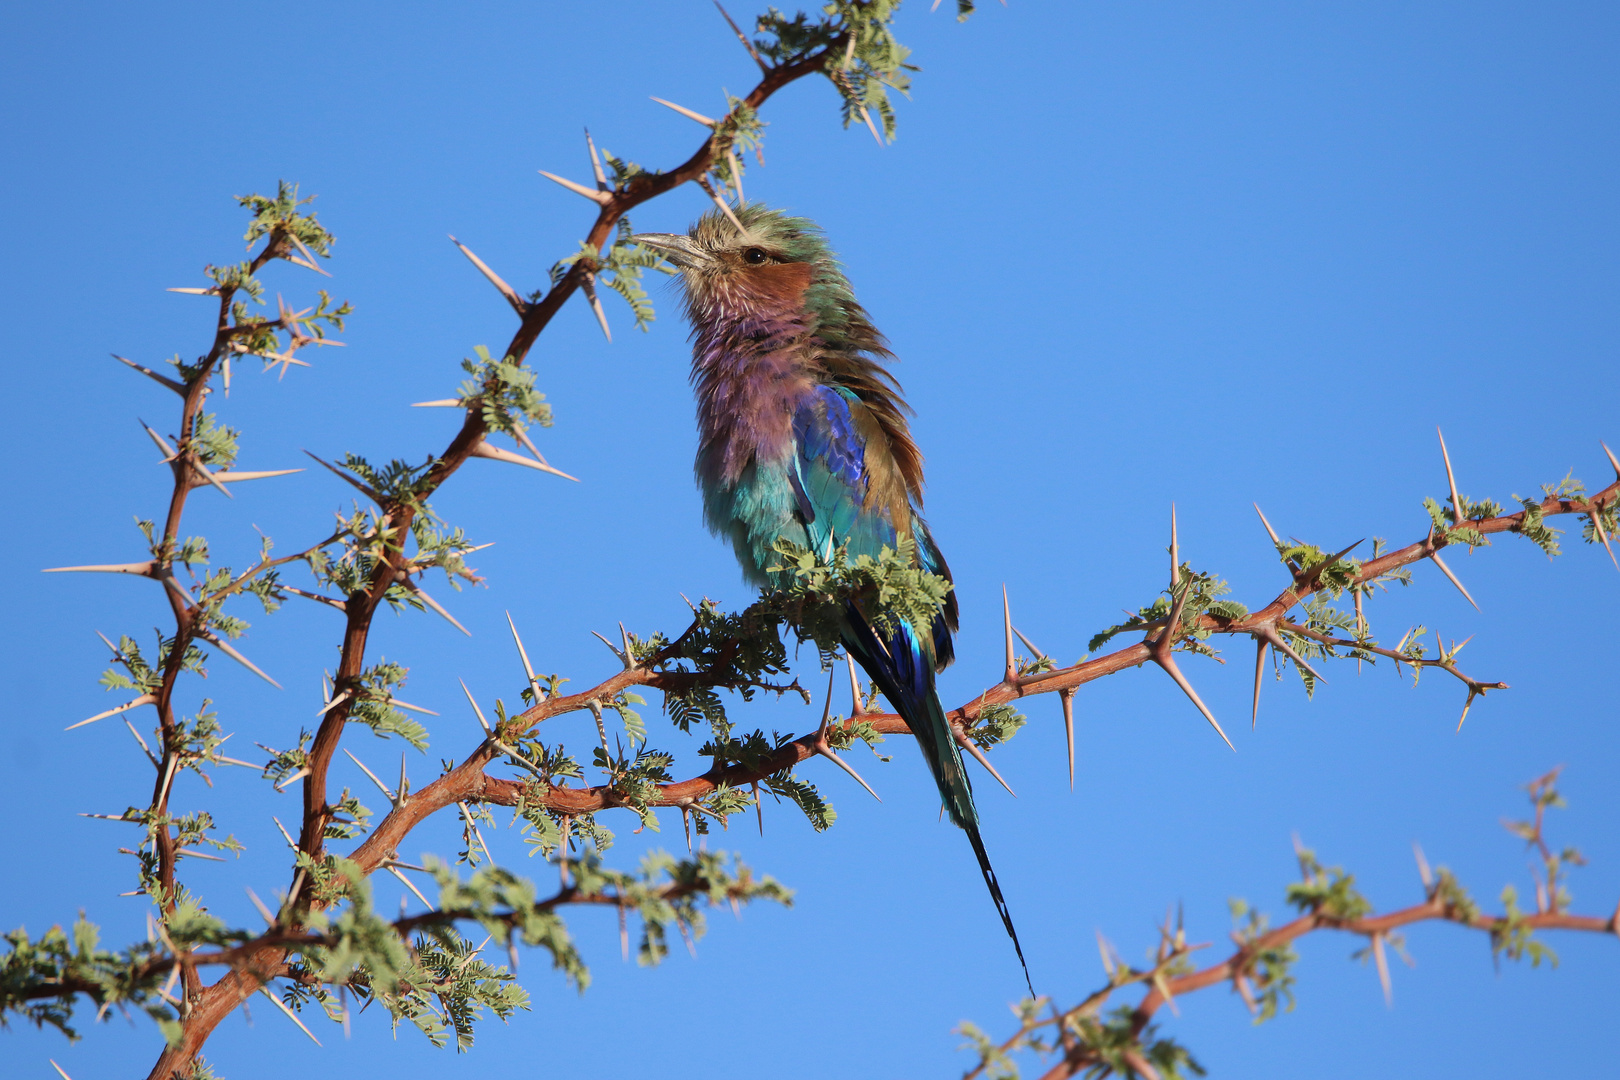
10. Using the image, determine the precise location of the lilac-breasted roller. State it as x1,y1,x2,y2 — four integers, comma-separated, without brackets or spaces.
634,204,1029,986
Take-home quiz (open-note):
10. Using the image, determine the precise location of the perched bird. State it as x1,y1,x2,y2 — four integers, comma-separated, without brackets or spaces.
633,205,1030,988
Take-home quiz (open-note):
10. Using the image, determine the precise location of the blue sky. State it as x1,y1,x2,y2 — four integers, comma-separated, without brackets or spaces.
2,2,1617,1077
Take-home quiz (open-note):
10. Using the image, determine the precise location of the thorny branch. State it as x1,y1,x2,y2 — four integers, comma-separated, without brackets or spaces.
957,769,1617,1080
367,465,1620,832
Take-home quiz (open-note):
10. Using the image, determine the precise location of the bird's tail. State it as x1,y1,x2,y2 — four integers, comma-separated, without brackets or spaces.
842,610,1033,995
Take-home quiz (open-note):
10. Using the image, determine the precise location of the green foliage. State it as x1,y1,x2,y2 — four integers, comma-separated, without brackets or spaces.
955,1017,1023,1080
1071,1007,1205,1079
763,771,836,831
662,597,792,698
1491,887,1558,968
98,634,165,696
189,413,240,469
552,217,670,330
457,344,554,436
1512,492,1565,557
324,788,374,841
753,1,923,140
822,715,891,760
0,917,168,1040
668,685,728,741
590,742,676,831
259,729,312,788
239,180,334,258
346,660,431,750
966,701,1026,751
766,536,953,656
1284,843,1371,921
341,453,437,511
1228,899,1298,1023
1088,564,1246,655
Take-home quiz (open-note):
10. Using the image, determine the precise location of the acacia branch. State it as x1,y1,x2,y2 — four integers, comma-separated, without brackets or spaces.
12,869,756,1008
1008,898,1616,1080
329,476,1620,844
962,769,1617,1080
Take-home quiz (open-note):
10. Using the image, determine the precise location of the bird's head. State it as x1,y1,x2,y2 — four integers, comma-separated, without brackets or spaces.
633,204,858,331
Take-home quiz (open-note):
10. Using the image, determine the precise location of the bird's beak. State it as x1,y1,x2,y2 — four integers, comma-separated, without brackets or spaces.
630,232,712,270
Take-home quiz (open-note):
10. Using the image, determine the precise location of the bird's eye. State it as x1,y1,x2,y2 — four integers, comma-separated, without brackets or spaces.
742,247,768,265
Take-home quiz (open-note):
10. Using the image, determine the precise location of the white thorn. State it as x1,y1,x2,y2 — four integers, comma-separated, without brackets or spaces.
469,439,580,481
260,986,323,1045
1060,689,1076,790
191,459,235,499
1001,584,1016,682
1430,552,1481,611
286,233,332,277
272,766,310,792
459,801,494,863
726,148,745,204
271,815,298,850
112,354,186,395
448,235,527,315
139,419,177,461
1437,427,1464,524
953,726,1017,797
403,578,471,636
245,887,276,925
585,127,608,190
650,96,717,127
1170,503,1180,586
1413,842,1434,889
512,424,550,465
459,678,493,735
124,717,159,768
343,748,397,806
696,175,747,236
196,630,281,688
210,468,303,483
66,694,156,731
315,689,353,717
714,0,768,71
590,630,629,666
538,169,611,206
580,270,612,343
42,561,155,577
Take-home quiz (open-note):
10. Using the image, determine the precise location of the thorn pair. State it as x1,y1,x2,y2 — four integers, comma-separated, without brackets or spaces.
1151,506,1235,752
810,666,880,801
1429,429,1483,610
1001,585,1076,788
344,747,409,810
590,622,638,670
